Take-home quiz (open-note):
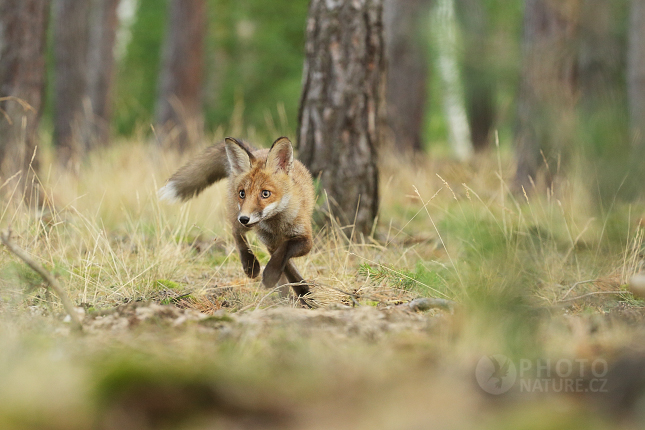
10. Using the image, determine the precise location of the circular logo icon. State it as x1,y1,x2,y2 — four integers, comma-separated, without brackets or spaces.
476,354,517,395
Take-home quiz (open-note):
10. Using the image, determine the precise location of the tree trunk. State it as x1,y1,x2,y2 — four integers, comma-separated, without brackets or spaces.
383,0,431,153
0,0,50,202
578,0,621,104
514,0,580,192
53,0,91,168
432,0,473,161
85,0,121,150
298,0,385,239
629,0,645,153
456,0,495,152
156,0,206,152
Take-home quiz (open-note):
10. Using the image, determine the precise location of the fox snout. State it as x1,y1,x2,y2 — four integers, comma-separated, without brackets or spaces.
237,212,261,227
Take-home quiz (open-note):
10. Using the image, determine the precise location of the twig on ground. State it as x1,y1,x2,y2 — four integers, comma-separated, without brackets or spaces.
1,228,82,331
317,283,455,312
556,290,628,304
560,279,598,300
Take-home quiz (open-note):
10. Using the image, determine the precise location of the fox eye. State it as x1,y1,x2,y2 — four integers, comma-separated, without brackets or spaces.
261,190,271,199
239,190,245,199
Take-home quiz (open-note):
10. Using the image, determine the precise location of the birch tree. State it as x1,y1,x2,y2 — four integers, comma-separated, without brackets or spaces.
432,0,473,161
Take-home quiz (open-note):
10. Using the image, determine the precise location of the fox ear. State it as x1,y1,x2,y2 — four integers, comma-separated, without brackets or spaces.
225,137,254,176
266,137,293,174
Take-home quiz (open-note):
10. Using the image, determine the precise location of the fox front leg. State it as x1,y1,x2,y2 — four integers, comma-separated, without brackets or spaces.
262,236,312,293
234,231,261,278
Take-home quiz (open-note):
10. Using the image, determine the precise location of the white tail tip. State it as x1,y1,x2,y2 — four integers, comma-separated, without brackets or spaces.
158,181,180,203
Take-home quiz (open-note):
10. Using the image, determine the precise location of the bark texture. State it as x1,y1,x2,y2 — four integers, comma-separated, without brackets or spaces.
383,0,431,153
578,0,621,103
86,0,120,149
298,0,385,238
0,0,49,200
514,0,580,192
156,0,206,151
53,0,91,168
629,0,645,152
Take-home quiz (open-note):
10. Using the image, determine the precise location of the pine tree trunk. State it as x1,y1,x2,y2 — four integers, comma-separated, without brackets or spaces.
86,0,121,150
514,0,580,192
156,0,206,152
298,0,385,239
0,0,50,201
53,0,91,168
383,0,431,153
579,0,620,104
629,0,645,152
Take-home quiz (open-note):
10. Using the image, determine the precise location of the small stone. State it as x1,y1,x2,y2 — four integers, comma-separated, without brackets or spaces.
628,273,645,298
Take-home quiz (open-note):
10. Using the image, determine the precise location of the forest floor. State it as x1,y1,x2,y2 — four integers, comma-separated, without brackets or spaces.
1,138,645,429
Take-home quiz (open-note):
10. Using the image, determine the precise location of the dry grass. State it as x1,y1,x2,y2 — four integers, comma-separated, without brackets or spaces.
0,135,644,429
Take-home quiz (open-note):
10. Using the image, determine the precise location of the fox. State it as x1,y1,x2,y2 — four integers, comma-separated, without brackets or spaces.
158,136,314,305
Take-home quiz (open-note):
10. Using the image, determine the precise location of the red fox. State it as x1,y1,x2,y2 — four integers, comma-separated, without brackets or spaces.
158,137,314,304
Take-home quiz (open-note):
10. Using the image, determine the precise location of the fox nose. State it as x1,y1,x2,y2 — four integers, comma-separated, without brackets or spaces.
238,216,250,225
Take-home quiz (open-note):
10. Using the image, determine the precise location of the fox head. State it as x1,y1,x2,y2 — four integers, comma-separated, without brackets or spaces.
225,136,294,227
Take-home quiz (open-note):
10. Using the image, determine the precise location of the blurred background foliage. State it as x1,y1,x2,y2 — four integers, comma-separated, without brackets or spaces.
37,0,524,145
3,0,643,208
36,0,637,202
107,0,310,136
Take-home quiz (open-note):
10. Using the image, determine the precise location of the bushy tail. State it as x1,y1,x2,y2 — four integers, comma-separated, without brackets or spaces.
158,142,230,202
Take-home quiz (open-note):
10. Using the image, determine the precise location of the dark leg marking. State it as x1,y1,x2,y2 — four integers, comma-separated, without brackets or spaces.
235,231,260,278
262,237,312,295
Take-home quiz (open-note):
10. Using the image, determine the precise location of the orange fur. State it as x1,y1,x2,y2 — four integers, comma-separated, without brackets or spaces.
160,137,315,304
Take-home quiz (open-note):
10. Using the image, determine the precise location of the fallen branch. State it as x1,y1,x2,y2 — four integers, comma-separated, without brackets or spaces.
560,279,598,300
1,228,82,331
318,283,457,312
556,290,628,304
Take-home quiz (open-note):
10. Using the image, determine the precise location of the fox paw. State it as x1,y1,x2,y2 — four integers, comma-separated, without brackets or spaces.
262,266,282,290
241,253,261,278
